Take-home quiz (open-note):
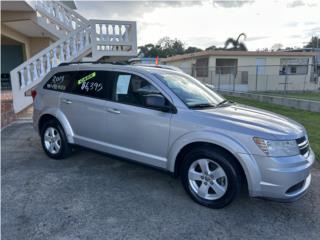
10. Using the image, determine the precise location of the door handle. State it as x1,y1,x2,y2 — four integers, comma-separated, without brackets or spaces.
107,108,120,114
61,99,72,104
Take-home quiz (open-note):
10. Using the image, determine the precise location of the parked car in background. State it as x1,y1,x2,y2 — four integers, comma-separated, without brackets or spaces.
32,63,315,208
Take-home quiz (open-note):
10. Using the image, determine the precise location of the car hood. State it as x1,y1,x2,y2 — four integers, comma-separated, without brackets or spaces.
197,104,305,140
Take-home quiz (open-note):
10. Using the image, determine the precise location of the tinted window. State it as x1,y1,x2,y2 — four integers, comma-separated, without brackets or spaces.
44,71,74,92
71,71,116,100
114,73,161,108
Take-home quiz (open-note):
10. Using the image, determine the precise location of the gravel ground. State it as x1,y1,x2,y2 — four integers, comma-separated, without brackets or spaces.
2,122,320,240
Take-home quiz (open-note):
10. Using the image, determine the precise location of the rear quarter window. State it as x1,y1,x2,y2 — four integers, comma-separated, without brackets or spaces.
44,71,74,92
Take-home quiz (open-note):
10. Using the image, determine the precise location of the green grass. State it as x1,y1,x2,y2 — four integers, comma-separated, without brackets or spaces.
257,92,320,102
224,95,320,161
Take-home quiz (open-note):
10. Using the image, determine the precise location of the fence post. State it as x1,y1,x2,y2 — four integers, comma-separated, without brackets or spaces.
233,73,235,92
266,75,268,91
255,65,258,92
218,72,221,91
284,74,288,93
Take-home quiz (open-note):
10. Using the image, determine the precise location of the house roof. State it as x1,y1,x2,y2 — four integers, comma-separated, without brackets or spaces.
163,50,317,62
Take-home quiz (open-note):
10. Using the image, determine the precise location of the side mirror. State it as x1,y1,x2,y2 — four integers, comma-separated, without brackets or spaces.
145,94,174,112
205,83,215,90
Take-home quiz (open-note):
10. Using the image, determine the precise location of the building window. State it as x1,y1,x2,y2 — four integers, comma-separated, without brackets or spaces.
279,58,309,75
216,59,238,75
195,58,209,77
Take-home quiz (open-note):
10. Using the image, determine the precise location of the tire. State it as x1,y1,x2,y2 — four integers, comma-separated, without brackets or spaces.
180,147,241,209
40,119,72,160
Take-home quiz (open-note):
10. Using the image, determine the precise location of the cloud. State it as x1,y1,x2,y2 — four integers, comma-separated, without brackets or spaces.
212,0,254,8
287,0,305,8
246,36,269,42
284,22,299,27
304,21,318,26
289,34,301,38
76,1,202,20
184,36,225,48
304,26,320,37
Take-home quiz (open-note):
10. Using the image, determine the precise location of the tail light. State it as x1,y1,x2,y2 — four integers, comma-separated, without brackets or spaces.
31,90,37,101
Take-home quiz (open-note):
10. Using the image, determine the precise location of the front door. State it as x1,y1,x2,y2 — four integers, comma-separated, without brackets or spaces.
104,72,172,168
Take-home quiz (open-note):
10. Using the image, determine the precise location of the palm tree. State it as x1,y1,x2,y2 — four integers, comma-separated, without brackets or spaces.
224,33,247,51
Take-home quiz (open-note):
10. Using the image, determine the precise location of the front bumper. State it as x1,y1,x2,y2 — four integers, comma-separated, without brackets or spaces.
246,148,315,201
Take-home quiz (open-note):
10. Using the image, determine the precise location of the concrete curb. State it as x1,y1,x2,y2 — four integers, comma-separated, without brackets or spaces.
220,91,320,112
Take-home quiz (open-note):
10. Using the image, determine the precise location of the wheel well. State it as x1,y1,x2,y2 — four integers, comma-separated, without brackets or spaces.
38,114,58,132
174,142,247,188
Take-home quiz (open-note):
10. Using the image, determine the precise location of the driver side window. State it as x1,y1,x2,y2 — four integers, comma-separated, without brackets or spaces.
114,73,161,108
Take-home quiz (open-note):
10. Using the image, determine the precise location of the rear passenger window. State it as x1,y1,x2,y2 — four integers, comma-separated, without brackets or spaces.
114,73,161,107
44,72,74,92
71,71,116,100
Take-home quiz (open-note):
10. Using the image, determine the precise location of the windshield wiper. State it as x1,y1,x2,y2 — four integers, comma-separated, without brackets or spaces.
215,100,233,107
189,103,216,109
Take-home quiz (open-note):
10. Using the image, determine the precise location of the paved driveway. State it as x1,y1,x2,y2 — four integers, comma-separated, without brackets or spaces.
2,122,320,240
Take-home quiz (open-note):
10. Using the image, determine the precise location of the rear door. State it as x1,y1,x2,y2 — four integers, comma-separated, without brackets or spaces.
59,70,116,144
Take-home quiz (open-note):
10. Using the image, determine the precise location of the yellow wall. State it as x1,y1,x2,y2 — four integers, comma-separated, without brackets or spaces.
1,24,52,59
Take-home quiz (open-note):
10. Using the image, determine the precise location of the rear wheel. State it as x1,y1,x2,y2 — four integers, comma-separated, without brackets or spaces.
41,119,72,159
181,147,241,208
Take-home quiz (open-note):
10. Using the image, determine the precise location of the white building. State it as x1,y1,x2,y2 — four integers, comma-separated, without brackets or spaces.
163,50,319,92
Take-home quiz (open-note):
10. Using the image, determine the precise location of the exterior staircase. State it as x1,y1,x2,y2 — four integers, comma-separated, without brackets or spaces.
10,0,137,113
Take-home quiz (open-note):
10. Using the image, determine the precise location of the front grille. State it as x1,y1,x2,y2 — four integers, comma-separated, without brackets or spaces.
296,136,310,157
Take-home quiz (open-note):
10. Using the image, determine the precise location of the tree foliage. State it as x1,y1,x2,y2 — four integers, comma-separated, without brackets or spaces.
138,33,249,58
304,36,320,49
224,33,247,51
138,37,187,58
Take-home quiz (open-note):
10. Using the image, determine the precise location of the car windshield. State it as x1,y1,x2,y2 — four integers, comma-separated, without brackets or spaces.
151,70,225,108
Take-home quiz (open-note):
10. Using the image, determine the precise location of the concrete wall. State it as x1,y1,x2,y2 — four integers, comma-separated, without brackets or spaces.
221,91,320,113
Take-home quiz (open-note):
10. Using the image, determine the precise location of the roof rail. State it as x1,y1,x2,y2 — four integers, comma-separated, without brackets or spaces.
58,61,102,66
58,61,129,67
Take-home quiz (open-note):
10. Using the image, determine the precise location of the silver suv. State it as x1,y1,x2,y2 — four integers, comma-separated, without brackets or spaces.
33,63,315,208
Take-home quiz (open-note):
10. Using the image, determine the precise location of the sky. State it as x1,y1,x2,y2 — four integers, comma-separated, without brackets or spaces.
76,0,320,50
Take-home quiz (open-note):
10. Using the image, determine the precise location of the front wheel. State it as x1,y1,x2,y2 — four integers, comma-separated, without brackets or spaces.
181,147,242,208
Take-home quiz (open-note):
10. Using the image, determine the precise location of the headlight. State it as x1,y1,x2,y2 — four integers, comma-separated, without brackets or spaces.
253,137,300,157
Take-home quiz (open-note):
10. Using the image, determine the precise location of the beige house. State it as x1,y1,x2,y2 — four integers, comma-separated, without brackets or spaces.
163,51,319,92
1,0,137,114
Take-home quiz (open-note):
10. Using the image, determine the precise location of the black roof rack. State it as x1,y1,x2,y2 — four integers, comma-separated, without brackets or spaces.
58,61,129,67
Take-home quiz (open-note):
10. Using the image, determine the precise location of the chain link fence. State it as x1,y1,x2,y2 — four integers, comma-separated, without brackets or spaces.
178,64,320,93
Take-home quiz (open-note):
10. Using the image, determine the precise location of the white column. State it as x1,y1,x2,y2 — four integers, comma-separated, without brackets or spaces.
99,24,103,40
105,24,110,42
33,62,38,81
20,69,25,89
40,56,45,77
79,31,84,50
124,25,129,42
46,52,51,73
52,48,57,67
72,36,77,57
26,65,32,85
60,44,65,63
85,29,89,46
66,40,71,60
111,24,115,42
